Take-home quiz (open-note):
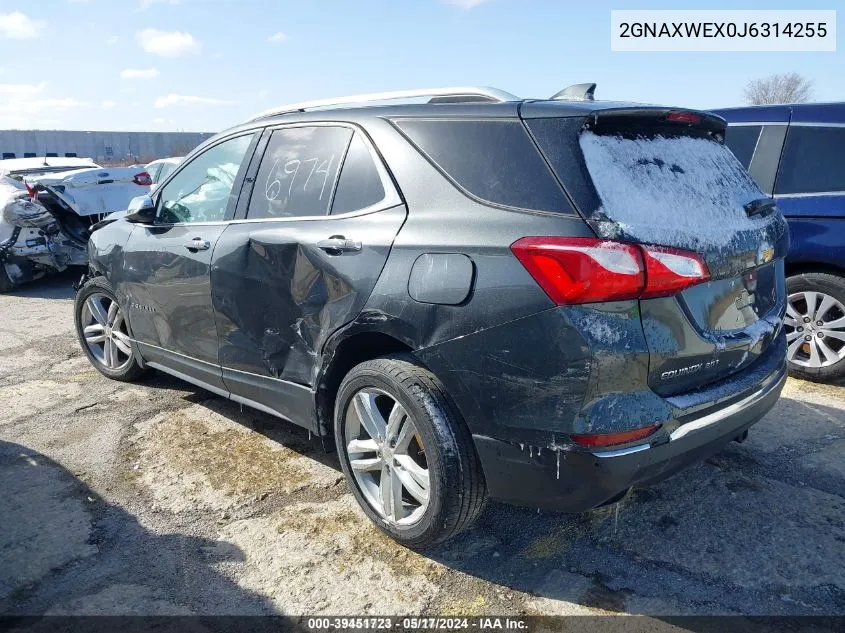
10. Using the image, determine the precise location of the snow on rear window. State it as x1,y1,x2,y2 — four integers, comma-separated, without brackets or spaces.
579,132,771,249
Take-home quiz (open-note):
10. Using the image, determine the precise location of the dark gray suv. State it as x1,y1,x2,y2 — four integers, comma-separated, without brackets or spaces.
74,86,789,547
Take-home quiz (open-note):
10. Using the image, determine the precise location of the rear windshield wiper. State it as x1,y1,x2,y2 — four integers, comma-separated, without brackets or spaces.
743,198,777,217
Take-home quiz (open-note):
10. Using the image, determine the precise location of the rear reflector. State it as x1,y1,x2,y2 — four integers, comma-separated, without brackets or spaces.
511,237,709,304
133,171,152,186
666,111,702,124
570,424,661,448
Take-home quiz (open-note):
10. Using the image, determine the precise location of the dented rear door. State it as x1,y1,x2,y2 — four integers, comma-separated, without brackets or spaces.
211,124,406,417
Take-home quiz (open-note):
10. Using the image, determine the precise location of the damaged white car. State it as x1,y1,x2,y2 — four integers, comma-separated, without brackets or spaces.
0,158,151,292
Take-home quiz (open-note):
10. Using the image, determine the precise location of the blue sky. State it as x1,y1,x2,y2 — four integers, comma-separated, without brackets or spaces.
0,0,840,132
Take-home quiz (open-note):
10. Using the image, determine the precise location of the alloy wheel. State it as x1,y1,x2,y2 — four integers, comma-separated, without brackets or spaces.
80,293,133,371
784,291,845,368
344,388,430,525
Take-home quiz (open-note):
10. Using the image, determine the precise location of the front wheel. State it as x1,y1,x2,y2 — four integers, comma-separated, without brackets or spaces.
334,354,486,548
74,277,149,382
785,272,845,382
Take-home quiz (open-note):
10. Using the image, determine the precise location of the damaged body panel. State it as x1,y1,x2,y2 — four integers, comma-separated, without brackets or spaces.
0,161,151,292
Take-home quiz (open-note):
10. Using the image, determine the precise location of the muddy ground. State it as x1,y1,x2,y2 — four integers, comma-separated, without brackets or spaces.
1,270,843,618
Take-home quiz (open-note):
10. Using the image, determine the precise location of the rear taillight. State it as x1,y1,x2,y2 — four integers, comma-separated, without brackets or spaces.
133,171,152,186
511,237,709,305
666,111,701,124
640,246,709,298
570,424,661,448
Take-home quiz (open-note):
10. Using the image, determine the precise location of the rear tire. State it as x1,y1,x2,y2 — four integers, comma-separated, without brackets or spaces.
785,272,845,382
334,353,486,548
74,277,149,382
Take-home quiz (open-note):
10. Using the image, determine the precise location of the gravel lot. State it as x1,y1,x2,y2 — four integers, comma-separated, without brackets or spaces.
1,270,844,618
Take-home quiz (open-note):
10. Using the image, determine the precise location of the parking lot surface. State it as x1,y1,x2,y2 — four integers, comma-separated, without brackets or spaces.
1,271,844,618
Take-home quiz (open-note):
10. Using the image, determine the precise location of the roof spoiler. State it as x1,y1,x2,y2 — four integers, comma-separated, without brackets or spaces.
550,83,596,101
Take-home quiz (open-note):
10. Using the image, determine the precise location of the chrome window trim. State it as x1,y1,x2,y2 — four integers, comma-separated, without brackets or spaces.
725,122,787,127
775,190,845,199
789,121,845,128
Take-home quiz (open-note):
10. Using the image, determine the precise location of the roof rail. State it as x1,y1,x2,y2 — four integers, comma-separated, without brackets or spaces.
550,83,596,101
247,86,521,122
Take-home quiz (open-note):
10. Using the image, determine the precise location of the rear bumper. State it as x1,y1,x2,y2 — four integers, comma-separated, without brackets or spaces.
473,356,786,511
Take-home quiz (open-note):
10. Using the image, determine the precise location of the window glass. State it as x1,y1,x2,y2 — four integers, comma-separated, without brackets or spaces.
775,125,845,194
158,162,178,182
723,125,762,169
394,119,572,212
331,133,386,214
248,126,352,220
156,133,254,224
147,164,162,183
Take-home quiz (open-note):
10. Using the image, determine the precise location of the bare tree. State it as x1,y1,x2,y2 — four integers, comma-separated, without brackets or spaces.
743,73,814,105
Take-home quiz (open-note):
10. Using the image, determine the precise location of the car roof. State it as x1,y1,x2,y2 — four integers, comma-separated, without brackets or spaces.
712,101,845,125
146,157,183,167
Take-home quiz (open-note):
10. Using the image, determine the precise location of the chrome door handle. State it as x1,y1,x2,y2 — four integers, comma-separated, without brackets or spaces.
184,237,211,251
316,236,362,254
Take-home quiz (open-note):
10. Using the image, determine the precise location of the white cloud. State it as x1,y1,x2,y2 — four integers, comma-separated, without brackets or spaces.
106,35,119,45
442,0,491,7
120,67,159,80
138,0,180,10
0,82,46,95
0,98,88,113
0,12,44,39
154,94,235,108
102,100,117,109
137,28,200,57
266,32,286,43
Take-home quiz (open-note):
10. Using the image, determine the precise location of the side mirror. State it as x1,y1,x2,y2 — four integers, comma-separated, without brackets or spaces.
124,195,156,224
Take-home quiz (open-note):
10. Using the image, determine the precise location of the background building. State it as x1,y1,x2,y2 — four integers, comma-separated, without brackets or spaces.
0,129,213,164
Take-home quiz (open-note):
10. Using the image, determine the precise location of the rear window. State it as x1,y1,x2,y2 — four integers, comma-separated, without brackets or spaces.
775,125,845,194
724,125,762,169
394,119,573,213
578,132,767,249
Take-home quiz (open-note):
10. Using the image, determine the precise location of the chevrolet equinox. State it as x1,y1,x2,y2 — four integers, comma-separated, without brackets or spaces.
74,85,789,547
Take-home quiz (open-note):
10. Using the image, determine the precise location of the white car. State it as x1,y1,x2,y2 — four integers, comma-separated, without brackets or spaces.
0,158,152,292
144,157,183,189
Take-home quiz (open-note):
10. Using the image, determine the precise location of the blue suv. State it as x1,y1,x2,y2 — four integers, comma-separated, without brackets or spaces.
715,103,845,382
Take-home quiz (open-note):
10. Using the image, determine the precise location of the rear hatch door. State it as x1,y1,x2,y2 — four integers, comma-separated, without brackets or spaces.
524,104,789,396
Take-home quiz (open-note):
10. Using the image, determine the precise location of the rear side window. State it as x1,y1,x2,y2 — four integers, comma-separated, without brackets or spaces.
331,133,386,214
248,126,352,219
775,125,845,194
394,119,573,213
724,125,762,169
